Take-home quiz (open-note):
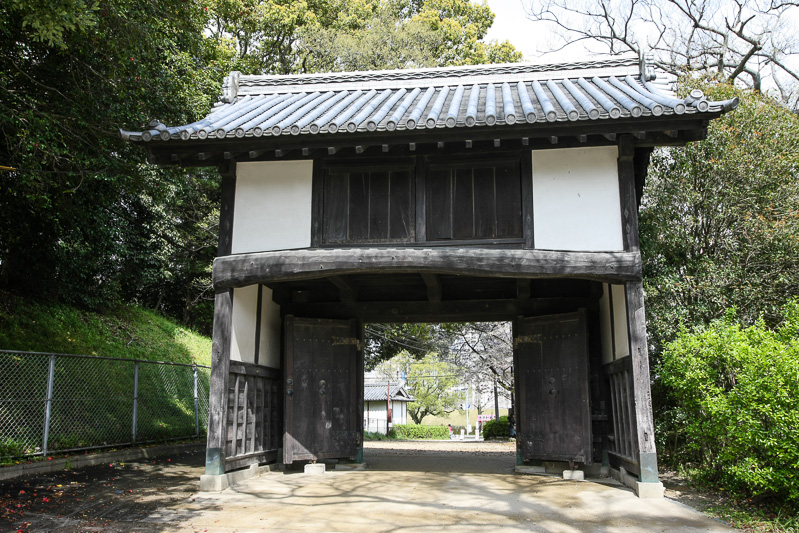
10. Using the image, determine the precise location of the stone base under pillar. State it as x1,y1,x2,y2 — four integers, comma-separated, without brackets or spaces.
635,481,665,499
199,463,279,492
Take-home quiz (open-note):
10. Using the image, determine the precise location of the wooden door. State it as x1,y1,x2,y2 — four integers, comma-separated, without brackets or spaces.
283,316,363,464
514,310,591,464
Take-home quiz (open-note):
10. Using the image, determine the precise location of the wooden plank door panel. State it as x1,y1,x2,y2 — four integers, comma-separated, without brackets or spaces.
514,310,591,463
284,316,361,464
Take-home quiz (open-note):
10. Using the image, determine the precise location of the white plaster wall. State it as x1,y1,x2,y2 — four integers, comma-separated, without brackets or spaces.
532,146,623,251
611,284,631,359
258,286,281,369
232,161,313,254
230,285,258,363
599,283,615,365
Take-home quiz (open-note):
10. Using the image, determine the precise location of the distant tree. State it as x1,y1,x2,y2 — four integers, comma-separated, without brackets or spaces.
444,322,513,405
376,351,463,424
524,0,799,107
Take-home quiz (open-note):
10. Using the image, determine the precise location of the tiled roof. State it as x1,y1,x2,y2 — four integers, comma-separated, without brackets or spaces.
120,56,737,144
364,382,413,402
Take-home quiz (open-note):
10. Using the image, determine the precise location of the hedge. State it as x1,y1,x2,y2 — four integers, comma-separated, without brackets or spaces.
391,424,448,440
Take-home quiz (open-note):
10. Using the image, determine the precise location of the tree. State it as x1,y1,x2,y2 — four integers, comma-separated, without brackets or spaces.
0,0,229,316
375,351,463,424
444,322,514,407
524,0,799,107
640,80,799,355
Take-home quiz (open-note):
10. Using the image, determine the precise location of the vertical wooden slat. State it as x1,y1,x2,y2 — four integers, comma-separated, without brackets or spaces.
324,172,350,242
496,161,523,238
473,166,495,238
232,375,240,456
389,170,412,240
243,377,251,455
427,168,452,240
369,171,390,239
349,173,369,240
452,167,474,239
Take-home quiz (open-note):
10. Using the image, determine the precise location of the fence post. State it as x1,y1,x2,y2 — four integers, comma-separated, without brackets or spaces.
132,361,139,443
193,364,199,438
42,354,56,456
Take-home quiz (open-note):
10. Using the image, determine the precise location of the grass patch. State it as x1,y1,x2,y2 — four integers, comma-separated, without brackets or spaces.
0,293,211,365
707,503,799,533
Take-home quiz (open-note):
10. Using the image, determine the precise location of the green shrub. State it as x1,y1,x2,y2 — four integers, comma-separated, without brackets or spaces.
482,416,510,439
391,424,448,440
658,302,799,510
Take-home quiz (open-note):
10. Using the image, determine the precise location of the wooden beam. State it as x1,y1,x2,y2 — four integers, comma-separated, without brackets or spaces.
382,144,389,152
465,140,473,148
213,248,643,289
302,147,311,156
355,145,366,154
283,296,597,323
420,273,442,302
603,133,617,142
633,131,646,140
549,136,558,144
437,141,445,149
248,149,265,159
409,142,416,151
494,138,501,148
328,275,357,303
522,137,529,146
327,146,339,155
275,149,285,157
578,134,588,143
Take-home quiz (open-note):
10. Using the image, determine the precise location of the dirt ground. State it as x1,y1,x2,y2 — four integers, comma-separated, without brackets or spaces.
0,441,736,532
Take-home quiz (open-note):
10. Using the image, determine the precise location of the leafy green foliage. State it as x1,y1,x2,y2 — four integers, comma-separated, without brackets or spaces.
657,301,799,510
0,0,229,328
481,415,510,439
391,424,448,439
641,81,799,356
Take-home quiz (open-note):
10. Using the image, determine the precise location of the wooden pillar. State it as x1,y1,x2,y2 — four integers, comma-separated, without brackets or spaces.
206,161,237,476
618,137,658,483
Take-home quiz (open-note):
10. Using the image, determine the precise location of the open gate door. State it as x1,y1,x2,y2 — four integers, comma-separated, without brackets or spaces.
513,310,591,464
283,316,363,464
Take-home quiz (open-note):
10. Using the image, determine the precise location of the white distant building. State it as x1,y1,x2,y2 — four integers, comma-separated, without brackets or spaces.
363,382,413,433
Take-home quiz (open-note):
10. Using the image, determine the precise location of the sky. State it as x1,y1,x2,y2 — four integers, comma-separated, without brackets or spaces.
483,0,591,63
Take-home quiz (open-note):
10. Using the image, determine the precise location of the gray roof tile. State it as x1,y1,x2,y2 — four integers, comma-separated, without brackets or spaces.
121,56,738,143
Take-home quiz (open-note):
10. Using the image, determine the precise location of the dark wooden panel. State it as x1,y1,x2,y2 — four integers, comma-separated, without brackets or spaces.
515,310,591,463
453,167,474,239
496,163,522,238
348,172,369,241
427,169,452,240
389,170,412,240
473,166,496,238
206,289,233,475
324,172,349,242
283,317,360,464
369,171,390,239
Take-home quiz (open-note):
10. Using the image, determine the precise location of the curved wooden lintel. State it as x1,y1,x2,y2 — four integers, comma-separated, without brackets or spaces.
213,247,642,290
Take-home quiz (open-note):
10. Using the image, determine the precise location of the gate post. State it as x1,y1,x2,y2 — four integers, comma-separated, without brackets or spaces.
205,288,233,477
42,354,56,457
193,364,200,438
618,136,663,498
132,361,139,443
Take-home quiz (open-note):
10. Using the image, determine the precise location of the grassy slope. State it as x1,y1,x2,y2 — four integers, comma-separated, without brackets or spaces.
0,293,211,366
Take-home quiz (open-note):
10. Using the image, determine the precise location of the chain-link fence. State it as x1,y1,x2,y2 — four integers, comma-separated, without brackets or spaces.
0,350,210,459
